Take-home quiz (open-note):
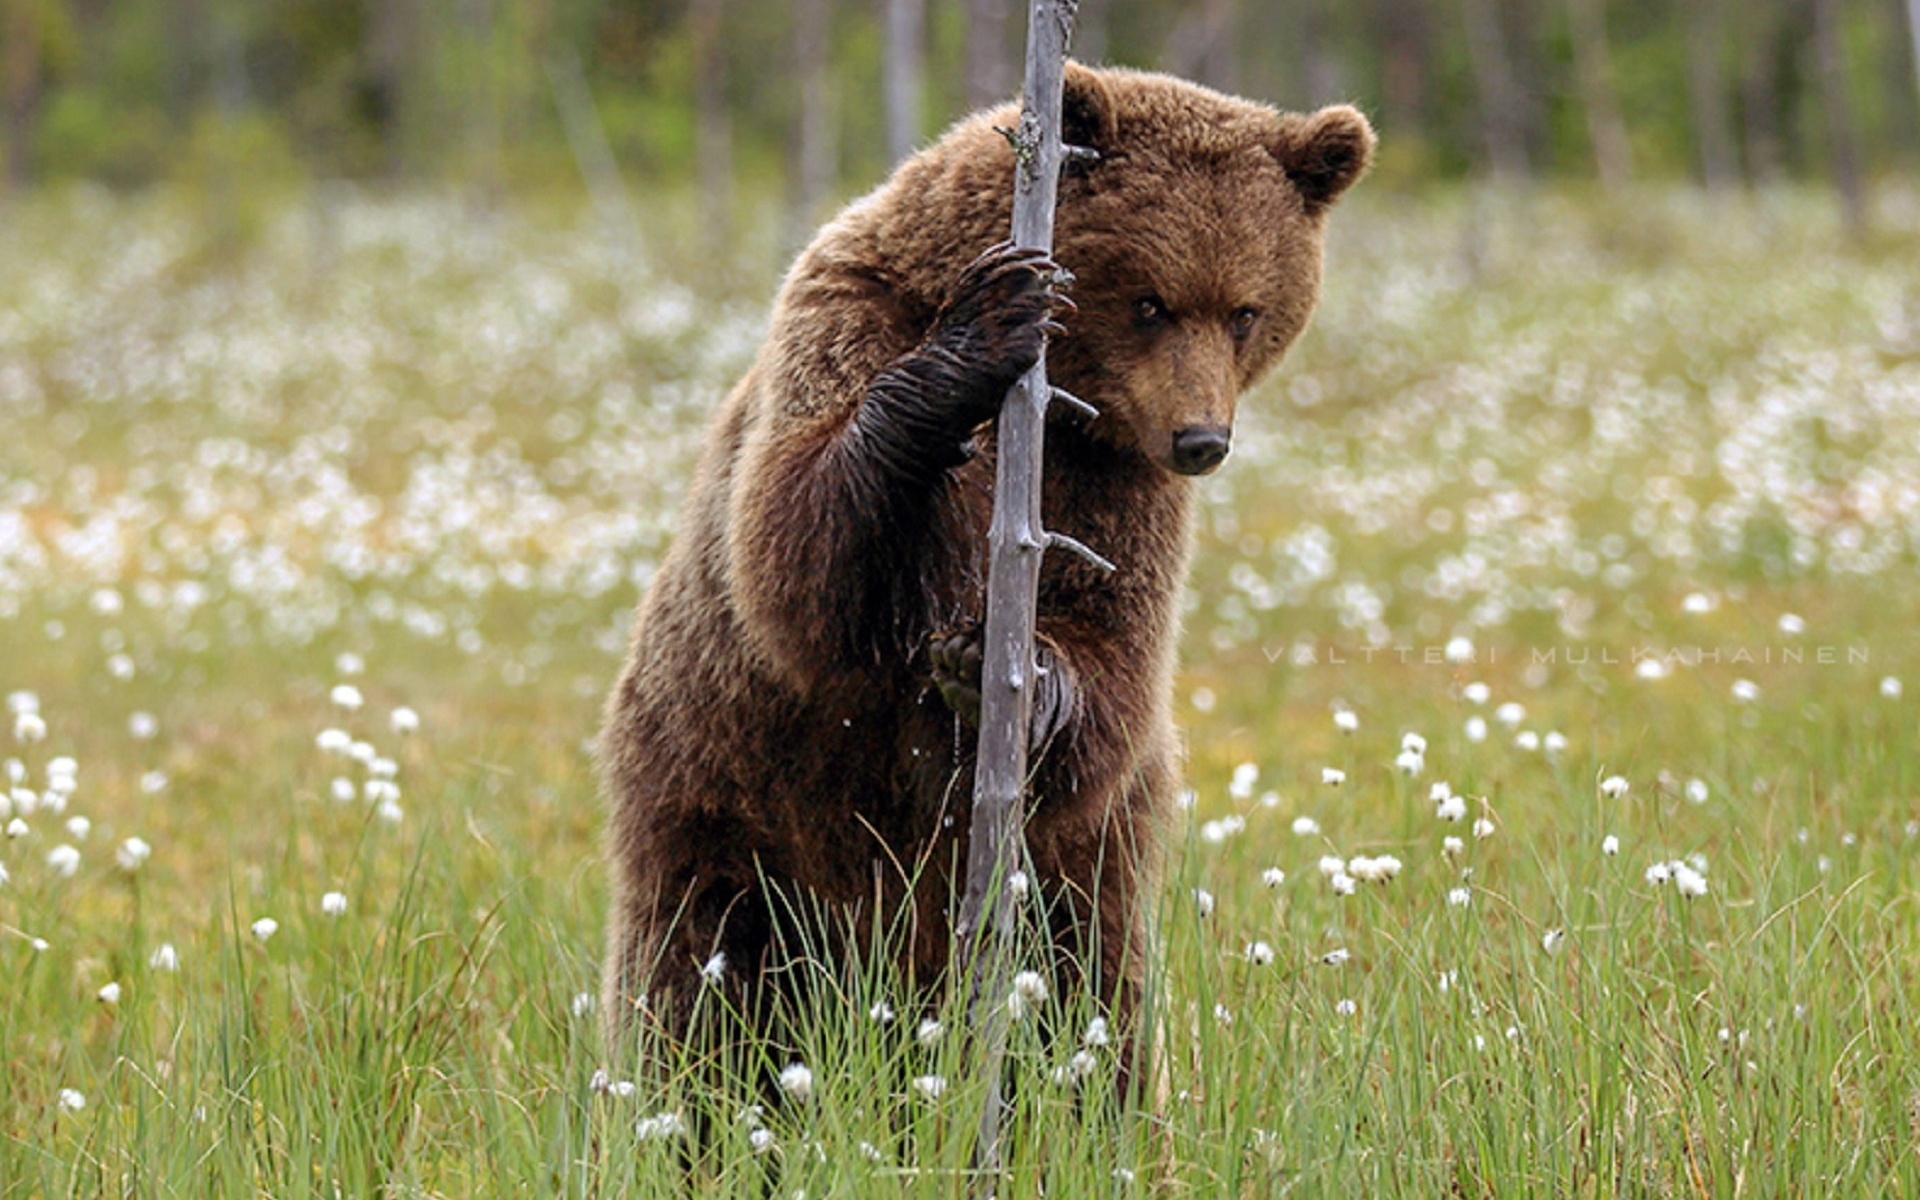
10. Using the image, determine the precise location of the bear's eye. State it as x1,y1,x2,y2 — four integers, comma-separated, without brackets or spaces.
1229,307,1260,340
1132,296,1170,329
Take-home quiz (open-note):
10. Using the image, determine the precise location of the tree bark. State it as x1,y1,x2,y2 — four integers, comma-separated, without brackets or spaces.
883,0,924,162
959,0,1080,1184
1909,0,1920,118
1737,1,1786,184
1565,0,1631,191
1811,0,1868,235
1683,0,1738,190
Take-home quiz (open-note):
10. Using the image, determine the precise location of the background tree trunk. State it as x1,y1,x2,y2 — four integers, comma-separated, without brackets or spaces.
1737,2,1786,184
964,0,1013,109
1683,0,1739,190
1810,0,1868,235
689,0,733,243
883,0,924,162
1460,0,1529,180
788,0,836,246
1161,0,1237,93
1565,0,1631,190
3,0,43,192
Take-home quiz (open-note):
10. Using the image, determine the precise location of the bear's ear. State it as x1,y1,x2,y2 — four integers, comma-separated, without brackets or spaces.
1270,105,1375,212
1060,62,1118,165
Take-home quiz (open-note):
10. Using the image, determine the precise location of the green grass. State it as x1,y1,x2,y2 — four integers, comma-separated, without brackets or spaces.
2,183,1919,1196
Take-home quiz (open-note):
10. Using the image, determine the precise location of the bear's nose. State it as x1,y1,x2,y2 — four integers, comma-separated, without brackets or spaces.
1169,425,1231,475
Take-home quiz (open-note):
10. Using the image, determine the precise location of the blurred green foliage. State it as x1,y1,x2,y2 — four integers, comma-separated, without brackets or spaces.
0,0,1915,201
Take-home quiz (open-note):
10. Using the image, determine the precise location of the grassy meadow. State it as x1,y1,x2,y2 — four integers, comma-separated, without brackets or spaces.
3,184,1920,1196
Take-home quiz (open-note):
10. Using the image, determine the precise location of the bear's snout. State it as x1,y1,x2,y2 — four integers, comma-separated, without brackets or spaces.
1169,425,1232,475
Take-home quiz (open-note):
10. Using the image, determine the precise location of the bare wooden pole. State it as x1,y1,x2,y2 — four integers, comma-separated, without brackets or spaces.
956,0,1080,1187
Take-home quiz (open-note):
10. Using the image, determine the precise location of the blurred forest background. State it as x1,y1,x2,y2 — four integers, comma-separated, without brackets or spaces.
4,0,1920,238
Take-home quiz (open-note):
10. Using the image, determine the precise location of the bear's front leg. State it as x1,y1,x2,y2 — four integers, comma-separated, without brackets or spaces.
928,625,1076,757
852,242,1070,480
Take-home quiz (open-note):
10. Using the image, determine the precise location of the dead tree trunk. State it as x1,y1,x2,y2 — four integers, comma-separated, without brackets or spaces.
1908,0,1920,119
958,0,1086,1185
1460,0,1529,181
1811,0,1868,236
1565,0,1632,191
883,0,924,162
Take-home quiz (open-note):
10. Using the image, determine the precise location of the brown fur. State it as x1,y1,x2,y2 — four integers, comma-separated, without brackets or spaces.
599,65,1372,1063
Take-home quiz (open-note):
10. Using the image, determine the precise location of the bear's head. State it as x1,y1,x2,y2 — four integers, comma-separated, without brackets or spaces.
1046,65,1374,476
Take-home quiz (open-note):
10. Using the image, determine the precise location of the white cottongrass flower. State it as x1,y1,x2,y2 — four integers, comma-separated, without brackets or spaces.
316,728,352,753
368,757,398,780
1514,730,1540,752
1200,815,1246,843
57,1088,86,1113
1599,775,1630,799
1602,834,1620,856
869,1000,896,1024
149,943,179,971
329,685,364,710
748,1127,777,1155
1472,817,1496,839
1230,762,1258,798
1329,872,1357,896
1685,778,1710,804
777,1062,814,1102
1261,866,1286,888
7,817,28,839
1007,870,1030,900
1192,888,1215,918
1643,862,1673,886
1321,767,1346,786
1673,864,1709,898
1401,732,1428,755
1442,835,1465,858
571,992,597,1018
1464,715,1488,742
1334,998,1357,1016
1394,748,1425,776
1436,792,1467,822
1881,676,1903,699
97,981,123,1005
1317,855,1347,878
1462,682,1491,704
1290,816,1321,836
14,711,47,743
390,706,421,733
1445,636,1474,663
1213,1002,1234,1025
1012,970,1049,1003
320,891,348,917
1730,679,1760,703
139,771,167,794
250,918,279,943
1321,948,1351,967
1636,658,1670,680
1541,928,1565,955
46,844,81,877
915,1018,945,1047
1543,731,1567,755
1084,1016,1111,1047
330,778,357,803
336,652,365,676
635,1111,687,1141
912,1074,948,1101
129,712,158,739
1246,941,1275,966
1447,887,1472,908
115,836,151,873
1333,708,1359,733
1348,854,1402,883
700,952,727,984
1495,702,1525,727
375,798,404,824
1682,592,1715,614
1778,613,1805,635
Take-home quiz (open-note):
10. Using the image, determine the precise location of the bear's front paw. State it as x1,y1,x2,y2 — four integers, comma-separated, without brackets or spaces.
929,628,985,725
934,242,1072,415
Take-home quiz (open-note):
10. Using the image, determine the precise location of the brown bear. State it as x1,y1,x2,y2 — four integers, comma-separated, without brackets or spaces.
599,64,1372,1067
